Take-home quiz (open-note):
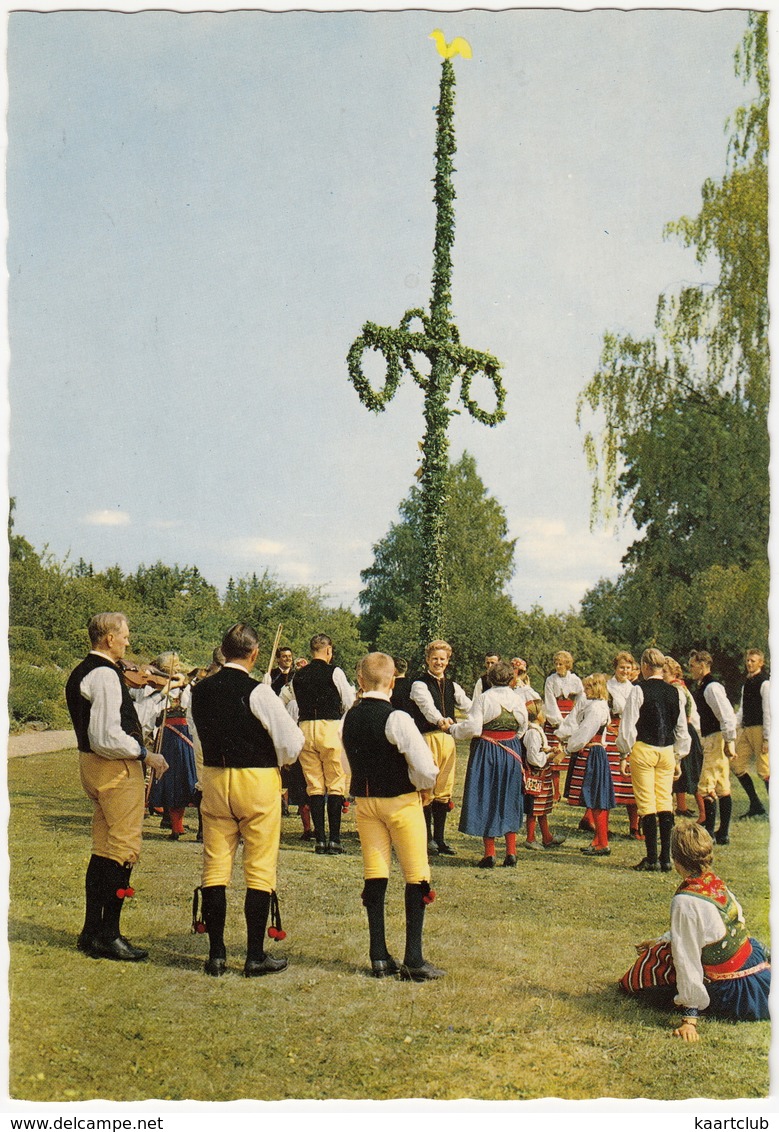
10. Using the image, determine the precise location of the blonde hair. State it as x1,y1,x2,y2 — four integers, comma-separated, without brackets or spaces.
582,673,609,701
613,651,635,670
425,639,452,661
641,647,666,670
553,650,573,668
671,821,714,876
663,656,683,680
357,652,395,690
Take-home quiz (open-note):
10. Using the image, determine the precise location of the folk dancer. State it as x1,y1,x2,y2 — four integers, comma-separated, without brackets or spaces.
605,651,642,839
557,673,614,856
733,649,769,819
617,648,691,872
286,633,355,854
409,639,472,855
663,656,705,823
190,623,304,977
449,660,528,868
688,651,737,845
543,650,585,801
65,613,168,961
343,653,445,982
619,822,770,1037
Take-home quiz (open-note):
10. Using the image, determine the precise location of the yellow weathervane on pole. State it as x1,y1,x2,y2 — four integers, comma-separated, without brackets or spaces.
429,29,472,60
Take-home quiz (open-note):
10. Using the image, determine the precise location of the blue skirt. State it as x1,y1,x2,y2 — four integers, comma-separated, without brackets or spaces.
148,719,198,811
707,938,771,1021
458,735,524,838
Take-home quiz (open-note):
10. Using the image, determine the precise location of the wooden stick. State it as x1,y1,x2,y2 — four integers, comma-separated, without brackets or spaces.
266,623,283,674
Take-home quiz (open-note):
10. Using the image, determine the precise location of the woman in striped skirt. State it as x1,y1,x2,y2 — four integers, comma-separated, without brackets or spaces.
543,651,584,802
606,651,642,839
522,702,566,850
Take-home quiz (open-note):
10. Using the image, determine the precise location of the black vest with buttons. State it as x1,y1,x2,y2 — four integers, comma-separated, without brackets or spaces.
635,677,683,748
693,673,724,739
342,698,415,797
409,671,455,734
65,652,143,753
191,666,277,768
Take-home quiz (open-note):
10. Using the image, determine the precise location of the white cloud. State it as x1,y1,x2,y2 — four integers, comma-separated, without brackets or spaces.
229,537,285,557
282,561,314,583
83,510,131,527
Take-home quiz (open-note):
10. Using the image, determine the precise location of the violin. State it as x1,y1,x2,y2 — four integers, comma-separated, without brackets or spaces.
118,660,184,691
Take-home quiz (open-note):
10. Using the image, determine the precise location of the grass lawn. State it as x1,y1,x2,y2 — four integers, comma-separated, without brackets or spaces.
7,744,771,1102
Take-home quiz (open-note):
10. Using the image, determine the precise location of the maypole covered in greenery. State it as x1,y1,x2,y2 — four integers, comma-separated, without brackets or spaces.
347,32,506,644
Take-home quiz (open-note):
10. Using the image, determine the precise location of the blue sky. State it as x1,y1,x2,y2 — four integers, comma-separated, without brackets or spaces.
5,5,754,613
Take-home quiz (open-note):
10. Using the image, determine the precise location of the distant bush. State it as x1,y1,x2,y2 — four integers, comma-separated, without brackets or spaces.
8,662,69,731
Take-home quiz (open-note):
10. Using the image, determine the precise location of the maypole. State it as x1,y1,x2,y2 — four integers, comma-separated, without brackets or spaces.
347,31,507,644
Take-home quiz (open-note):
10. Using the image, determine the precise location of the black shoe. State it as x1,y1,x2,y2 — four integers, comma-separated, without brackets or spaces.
196,833,203,843
436,842,456,856
400,960,446,982
477,855,495,868
660,862,673,872
168,832,180,841
204,957,226,977
326,842,345,855
315,842,328,854
543,835,566,848
244,955,288,977
580,846,611,856
740,806,766,819
633,858,660,872
502,854,517,867
371,955,400,978
427,838,439,855
92,935,148,961
675,808,697,818
715,832,730,845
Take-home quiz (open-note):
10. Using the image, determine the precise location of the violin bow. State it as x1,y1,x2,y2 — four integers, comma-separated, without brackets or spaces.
145,654,179,805
267,624,283,675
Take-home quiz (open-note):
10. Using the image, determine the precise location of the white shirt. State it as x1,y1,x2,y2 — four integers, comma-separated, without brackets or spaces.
543,672,585,726
79,652,143,761
559,699,610,753
410,675,471,726
523,722,550,769
359,690,438,791
449,686,528,742
700,680,738,742
606,676,633,717
616,678,691,758
668,888,747,1012
516,683,543,706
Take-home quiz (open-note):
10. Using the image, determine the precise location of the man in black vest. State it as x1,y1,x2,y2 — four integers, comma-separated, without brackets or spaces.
733,649,769,818
689,650,738,844
617,647,691,871
409,639,472,855
343,652,445,981
191,623,304,976
65,612,169,961
269,646,295,696
286,633,355,854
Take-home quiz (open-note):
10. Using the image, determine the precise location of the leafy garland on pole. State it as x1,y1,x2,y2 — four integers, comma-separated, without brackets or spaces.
347,38,506,644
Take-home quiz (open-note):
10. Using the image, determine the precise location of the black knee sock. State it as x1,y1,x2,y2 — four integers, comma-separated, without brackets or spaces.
100,860,132,941
717,794,733,839
737,774,763,810
658,811,674,866
201,884,227,960
308,794,327,843
423,805,433,841
244,888,271,962
703,797,717,837
326,794,343,844
403,883,426,969
362,878,389,961
641,814,658,864
432,800,449,847
82,855,106,939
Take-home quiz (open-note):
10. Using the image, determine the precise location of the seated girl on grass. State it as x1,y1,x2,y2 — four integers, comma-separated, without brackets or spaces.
618,821,770,1040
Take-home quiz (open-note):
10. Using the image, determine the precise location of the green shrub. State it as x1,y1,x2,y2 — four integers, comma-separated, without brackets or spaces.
8,662,69,729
